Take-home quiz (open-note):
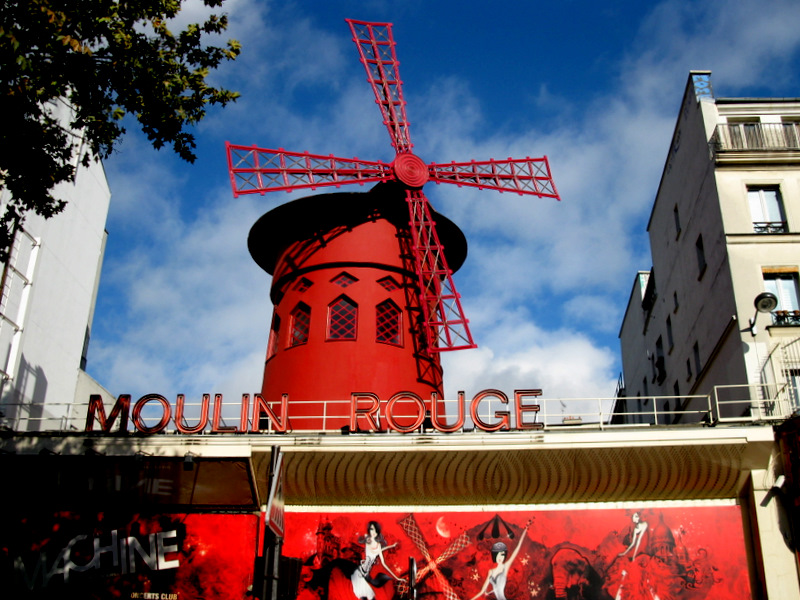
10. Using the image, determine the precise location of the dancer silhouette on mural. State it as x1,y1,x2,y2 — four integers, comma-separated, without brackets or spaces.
612,511,651,600
470,520,532,600
618,512,648,560
351,521,403,600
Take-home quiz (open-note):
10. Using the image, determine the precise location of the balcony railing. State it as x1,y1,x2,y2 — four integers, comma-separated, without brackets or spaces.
713,122,800,152
2,383,797,434
772,310,800,327
753,221,788,234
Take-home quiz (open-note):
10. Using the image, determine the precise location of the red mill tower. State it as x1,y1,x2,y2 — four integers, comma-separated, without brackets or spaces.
226,19,558,432
248,186,467,431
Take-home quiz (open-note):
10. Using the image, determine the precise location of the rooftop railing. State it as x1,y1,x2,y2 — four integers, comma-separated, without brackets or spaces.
2,383,797,435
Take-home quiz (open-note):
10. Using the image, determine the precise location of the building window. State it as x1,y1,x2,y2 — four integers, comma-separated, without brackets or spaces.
695,234,706,279
654,336,666,384
686,358,692,381
666,316,674,352
673,291,679,313
763,271,800,326
376,300,402,345
673,205,681,239
748,187,787,234
332,272,358,288
289,303,311,346
328,296,357,340
378,276,400,292
293,277,313,292
693,341,701,377
267,314,281,359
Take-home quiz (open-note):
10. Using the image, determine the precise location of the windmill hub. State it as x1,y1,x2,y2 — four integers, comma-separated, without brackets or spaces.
392,153,429,188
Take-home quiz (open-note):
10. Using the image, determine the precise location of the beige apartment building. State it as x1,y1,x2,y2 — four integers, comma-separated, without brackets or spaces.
618,71,800,425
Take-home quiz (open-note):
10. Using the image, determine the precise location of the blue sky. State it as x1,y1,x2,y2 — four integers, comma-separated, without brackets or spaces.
89,0,800,403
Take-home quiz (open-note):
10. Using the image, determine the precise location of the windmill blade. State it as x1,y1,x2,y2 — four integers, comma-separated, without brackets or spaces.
406,190,476,352
435,531,470,562
399,514,436,564
429,157,560,199
429,568,462,600
415,531,470,580
346,19,413,154
226,144,392,196
398,514,468,600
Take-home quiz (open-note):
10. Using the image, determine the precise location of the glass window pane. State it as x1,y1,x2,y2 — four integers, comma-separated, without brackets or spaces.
290,304,311,346
777,276,800,311
764,273,800,311
328,297,357,340
762,189,782,223
748,189,765,222
376,300,401,345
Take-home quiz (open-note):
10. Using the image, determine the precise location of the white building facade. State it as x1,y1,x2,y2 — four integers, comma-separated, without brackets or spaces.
0,100,113,431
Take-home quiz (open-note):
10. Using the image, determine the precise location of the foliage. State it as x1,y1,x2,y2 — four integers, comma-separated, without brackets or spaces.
0,0,241,259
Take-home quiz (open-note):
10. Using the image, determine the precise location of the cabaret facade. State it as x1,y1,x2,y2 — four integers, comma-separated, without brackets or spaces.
2,76,800,600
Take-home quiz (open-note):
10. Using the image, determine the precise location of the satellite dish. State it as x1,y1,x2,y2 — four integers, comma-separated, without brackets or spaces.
754,292,778,313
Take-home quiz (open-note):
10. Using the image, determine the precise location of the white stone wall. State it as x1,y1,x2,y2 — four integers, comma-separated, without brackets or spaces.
0,106,110,431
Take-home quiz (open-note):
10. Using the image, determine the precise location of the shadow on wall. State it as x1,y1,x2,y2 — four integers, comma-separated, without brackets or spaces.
0,354,49,431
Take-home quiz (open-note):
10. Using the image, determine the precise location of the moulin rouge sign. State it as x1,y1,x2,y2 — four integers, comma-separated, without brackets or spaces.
84,389,544,434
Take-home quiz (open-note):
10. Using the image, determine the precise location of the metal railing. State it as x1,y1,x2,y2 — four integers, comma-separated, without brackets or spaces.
752,221,788,234
714,382,797,423
772,310,800,327
0,402,78,432
713,122,800,152
3,383,798,434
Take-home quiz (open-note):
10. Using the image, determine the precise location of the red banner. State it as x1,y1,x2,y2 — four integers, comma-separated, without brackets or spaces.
3,511,259,599
282,506,751,600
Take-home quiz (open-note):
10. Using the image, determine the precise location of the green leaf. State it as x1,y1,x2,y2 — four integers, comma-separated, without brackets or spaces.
0,0,241,258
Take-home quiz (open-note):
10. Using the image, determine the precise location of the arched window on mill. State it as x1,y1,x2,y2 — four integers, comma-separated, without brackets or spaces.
376,299,402,346
328,296,357,340
289,302,311,347
267,314,281,359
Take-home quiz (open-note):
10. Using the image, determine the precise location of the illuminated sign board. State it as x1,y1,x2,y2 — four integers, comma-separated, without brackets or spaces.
84,389,543,434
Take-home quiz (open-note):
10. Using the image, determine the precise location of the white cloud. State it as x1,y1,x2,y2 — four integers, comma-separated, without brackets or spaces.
90,176,271,398
441,320,618,400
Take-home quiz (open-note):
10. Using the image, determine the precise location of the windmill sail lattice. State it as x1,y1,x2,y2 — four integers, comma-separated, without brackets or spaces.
226,19,559,351
398,513,470,600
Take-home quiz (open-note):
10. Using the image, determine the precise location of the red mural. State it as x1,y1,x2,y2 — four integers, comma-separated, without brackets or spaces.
283,507,751,600
2,511,259,599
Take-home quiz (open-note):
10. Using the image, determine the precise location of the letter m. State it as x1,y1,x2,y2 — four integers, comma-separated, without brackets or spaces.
85,394,131,432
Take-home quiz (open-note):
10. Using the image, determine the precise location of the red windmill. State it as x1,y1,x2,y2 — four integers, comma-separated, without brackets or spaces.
227,20,559,432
